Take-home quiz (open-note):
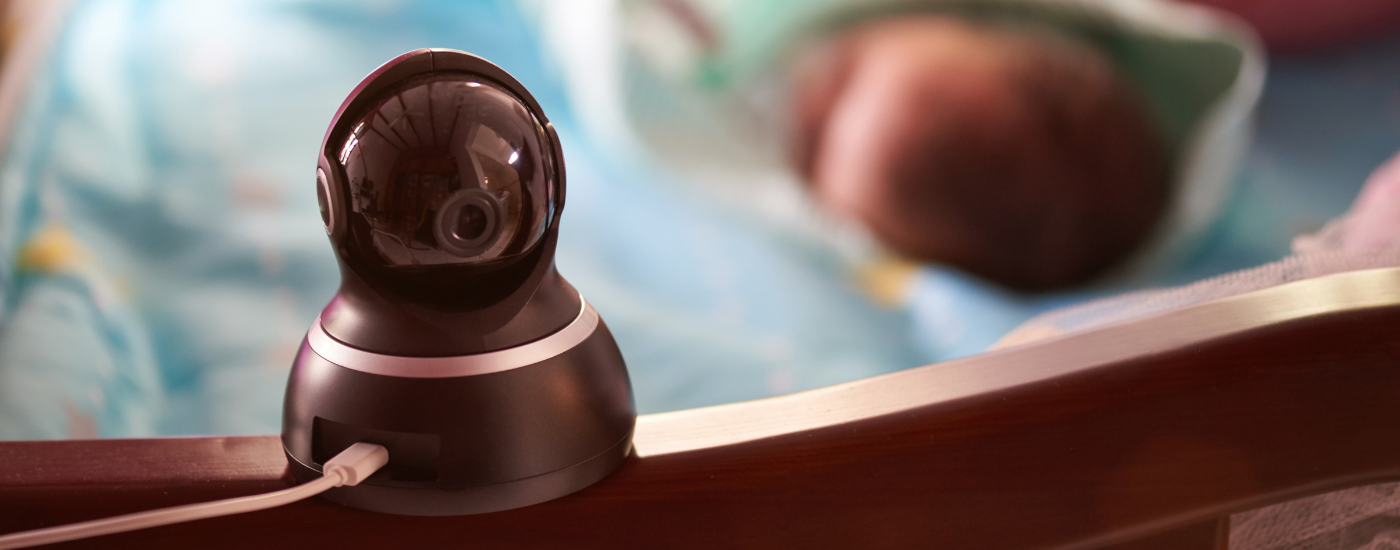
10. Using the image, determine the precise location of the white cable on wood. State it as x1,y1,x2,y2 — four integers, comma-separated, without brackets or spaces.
0,442,389,549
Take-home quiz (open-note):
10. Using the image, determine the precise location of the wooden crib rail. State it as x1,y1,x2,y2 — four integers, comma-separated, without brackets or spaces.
3,267,1400,550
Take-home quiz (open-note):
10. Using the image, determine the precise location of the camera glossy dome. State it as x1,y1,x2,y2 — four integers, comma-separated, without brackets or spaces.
329,73,556,266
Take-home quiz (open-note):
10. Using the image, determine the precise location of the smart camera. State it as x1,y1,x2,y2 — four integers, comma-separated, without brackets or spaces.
282,49,635,516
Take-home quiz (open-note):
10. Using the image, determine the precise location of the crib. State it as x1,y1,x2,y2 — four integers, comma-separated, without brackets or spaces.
2,0,1400,547
2,266,1398,549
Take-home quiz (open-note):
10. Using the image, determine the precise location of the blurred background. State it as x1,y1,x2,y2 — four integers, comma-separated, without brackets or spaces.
0,0,1394,442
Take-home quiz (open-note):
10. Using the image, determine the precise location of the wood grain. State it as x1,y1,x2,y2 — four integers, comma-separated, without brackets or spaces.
2,268,1399,549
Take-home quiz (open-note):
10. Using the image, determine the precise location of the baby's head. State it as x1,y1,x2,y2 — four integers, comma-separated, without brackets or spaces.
792,17,1169,291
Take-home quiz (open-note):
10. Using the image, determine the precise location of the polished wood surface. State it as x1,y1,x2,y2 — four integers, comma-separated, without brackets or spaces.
2,268,1399,549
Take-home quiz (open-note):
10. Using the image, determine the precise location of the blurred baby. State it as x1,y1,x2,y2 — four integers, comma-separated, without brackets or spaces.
533,0,1261,291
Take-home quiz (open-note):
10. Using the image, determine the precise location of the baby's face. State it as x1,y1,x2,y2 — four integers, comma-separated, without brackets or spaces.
791,17,1168,291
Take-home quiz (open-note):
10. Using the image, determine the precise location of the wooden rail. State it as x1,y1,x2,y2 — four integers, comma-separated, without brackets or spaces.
3,268,1400,549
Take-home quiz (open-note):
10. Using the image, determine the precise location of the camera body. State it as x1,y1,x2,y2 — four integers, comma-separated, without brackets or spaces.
281,49,635,516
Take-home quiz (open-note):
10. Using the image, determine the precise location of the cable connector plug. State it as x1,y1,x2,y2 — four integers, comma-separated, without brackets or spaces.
324,442,389,487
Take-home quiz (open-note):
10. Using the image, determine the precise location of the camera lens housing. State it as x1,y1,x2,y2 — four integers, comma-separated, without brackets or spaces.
282,49,635,516
435,188,504,257
331,71,555,271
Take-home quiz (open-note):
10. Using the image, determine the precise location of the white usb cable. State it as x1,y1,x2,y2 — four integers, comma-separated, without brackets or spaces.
0,442,389,550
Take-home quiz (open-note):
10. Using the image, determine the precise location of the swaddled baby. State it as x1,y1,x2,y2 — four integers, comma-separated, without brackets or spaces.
789,16,1168,290
538,0,1261,294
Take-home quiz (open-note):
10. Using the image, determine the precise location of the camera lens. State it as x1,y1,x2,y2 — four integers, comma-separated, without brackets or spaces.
455,204,489,241
434,188,503,257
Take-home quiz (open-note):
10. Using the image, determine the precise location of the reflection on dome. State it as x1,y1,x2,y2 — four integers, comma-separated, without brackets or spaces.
337,74,553,266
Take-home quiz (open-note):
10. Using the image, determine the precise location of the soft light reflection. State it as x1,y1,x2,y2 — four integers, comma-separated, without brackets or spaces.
338,122,365,165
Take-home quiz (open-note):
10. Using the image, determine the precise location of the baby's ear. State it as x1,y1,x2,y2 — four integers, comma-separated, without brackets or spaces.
787,36,859,181
1292,150,1400,254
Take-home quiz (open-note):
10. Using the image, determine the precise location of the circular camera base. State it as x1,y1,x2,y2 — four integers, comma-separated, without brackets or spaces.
286,432,632,516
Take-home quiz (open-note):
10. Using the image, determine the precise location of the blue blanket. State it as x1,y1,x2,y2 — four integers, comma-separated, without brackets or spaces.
0,0,1397,439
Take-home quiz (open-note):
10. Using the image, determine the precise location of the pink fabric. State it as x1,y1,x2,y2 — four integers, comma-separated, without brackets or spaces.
1292,151,1400,256
1345,152,1400,252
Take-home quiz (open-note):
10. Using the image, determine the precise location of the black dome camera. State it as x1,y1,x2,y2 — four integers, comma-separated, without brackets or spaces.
282,49,635,516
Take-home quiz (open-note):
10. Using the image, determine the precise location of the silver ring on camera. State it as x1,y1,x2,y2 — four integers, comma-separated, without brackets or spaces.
307,295,598,378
